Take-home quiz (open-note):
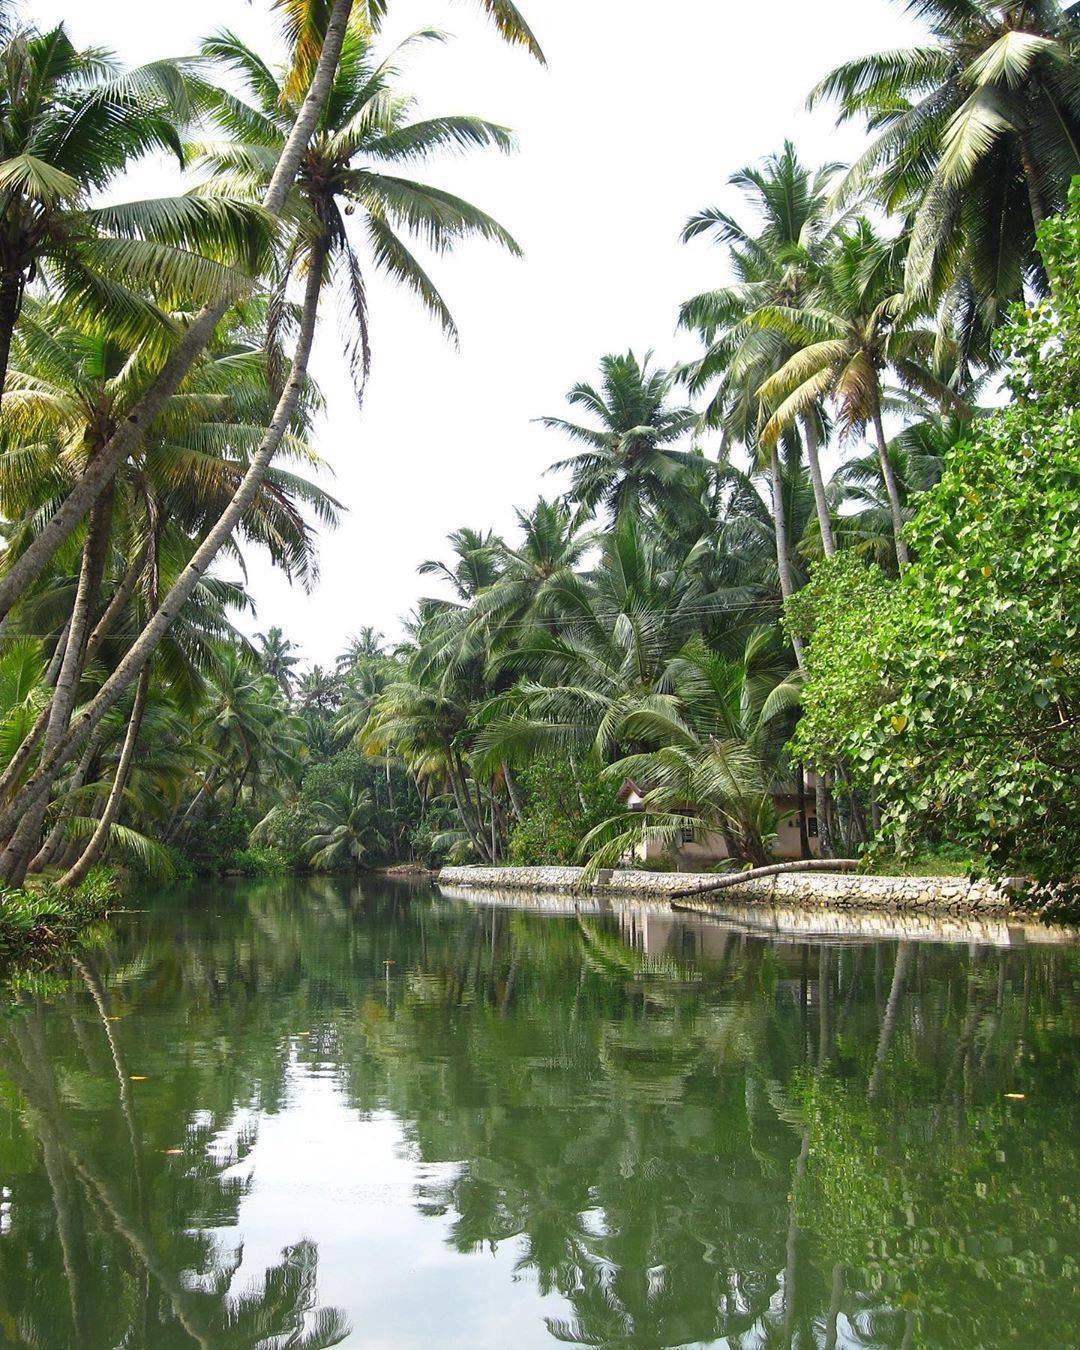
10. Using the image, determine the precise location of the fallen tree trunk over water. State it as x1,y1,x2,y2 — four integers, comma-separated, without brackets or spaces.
669,858,859,901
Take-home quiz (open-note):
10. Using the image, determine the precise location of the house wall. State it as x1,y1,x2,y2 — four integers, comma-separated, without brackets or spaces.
638,796,820,868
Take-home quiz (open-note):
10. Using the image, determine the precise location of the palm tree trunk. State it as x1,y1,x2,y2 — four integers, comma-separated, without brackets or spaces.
769,447,805,667
801,413,835,558
62,662,151,887
0,545,147,808
168,765,218,842
0,230,333,855
869,399,910,570
0,492,113,884
1018,130,1048,229
503,763,524,822
0,0,356,625
44,619,71,688
29,728,104,872
445,747,491,861
84,540,149,664
0,271,23,412
795,764,811,860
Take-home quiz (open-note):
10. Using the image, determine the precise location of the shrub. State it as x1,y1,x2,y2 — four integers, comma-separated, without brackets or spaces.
507,755,617,865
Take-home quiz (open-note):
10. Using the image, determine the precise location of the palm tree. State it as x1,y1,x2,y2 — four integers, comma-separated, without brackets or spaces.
303,782,384,869
192,22,519,395
0,301,335,881
474,514,724,768
418,527,503,603
679,143,842,569
0,3,531,870
0,0,356,630
756,219,960,570
256,625,302,694
811,0,1080,322
830,411,970,565
336,625,384,671
297,664,339,714
540,351,699,524
0,21,272,405
465,497,593,647
581,630,801,870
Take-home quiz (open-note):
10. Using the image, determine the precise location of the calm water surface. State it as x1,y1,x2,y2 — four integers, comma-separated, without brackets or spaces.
0,878,1077,1348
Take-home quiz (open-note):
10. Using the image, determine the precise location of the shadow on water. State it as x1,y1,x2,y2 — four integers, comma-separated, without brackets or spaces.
0,875,1076,1348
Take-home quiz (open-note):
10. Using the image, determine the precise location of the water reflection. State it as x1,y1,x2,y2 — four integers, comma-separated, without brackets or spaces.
0,878,1076,1348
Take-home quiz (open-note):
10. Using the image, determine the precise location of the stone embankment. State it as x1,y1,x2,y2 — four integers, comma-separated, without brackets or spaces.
437,865,1014,914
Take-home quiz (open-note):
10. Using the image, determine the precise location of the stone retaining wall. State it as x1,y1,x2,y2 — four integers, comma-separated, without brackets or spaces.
437,865,1013,914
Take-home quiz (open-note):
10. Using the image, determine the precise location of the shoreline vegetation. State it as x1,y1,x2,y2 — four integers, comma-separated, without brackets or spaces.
0,1,1075,937
0,866,119,968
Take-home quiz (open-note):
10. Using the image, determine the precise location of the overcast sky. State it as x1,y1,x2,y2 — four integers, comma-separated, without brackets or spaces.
29,0,919,667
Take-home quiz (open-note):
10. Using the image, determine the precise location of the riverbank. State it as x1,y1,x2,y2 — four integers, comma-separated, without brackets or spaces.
437,864,1020,916
0,868,119,968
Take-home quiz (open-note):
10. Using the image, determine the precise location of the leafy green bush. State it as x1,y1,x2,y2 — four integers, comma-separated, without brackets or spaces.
185,804,251,875
229,846,290,876
0,867,120,963
507,755,618,865
791,185,1080,895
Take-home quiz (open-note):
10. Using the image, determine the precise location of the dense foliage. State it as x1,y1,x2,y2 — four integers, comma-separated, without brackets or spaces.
793,188,1080,895
0,1,1075,899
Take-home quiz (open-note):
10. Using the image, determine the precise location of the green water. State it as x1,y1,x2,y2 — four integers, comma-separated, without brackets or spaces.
0,879,1077,1349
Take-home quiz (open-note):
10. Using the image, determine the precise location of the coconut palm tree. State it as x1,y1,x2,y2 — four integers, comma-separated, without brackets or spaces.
473,514,724,768
191,22,519,396
811,0,1080,323
336,625,384,671
256,625,302,694
465,498,593,648
303,782,384,869
0,0,355,634
540,351,699,525
0,4,531,875
0,300,336,881
580,629,802,870
756,219,961,570
679,143,842,571
0,21,272,405
297,664,339,714
418,527,503,603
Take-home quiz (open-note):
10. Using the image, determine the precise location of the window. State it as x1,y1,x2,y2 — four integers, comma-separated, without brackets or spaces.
679,816,696,844
807,816,818,838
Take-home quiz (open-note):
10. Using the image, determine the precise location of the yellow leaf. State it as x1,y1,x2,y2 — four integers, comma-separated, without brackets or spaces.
128,1075,149,1081
890,714,909,733
981,565,992,578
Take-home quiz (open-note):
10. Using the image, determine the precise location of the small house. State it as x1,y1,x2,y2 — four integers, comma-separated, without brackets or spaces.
616,777,821,869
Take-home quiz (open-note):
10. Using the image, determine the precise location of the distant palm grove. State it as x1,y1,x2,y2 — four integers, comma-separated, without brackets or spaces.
0,1,1076,912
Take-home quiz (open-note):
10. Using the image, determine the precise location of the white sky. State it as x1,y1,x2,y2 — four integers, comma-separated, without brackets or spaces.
28,0,920,667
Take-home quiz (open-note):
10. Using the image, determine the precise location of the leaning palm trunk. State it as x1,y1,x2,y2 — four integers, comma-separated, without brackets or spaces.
3,492,114,884
61,661,151,887
768,447,805,667
0,543,147,807
0,232,329,874
0,0,356,625
870,399,909,570
29,727,105,872
801,412,835,558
